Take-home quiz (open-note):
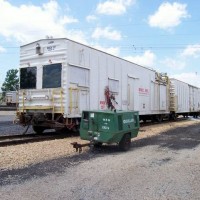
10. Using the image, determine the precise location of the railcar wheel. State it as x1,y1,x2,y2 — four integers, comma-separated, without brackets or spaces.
171,114,178,121
32,125,45,134
55,127,67,133
93,142,103,148
119,133,131,151
156,115,163,123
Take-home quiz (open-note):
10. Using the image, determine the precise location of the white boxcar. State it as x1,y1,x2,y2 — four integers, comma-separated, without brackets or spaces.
170,78,200,117
169,78,189,114
189,84,200,113
6,91,17,106
17,38,169,132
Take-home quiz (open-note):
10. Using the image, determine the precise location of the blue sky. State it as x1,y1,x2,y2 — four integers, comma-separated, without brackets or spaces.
0,0,200,89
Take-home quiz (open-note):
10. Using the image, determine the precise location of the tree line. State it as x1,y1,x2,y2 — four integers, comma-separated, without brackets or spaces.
1,69,19,100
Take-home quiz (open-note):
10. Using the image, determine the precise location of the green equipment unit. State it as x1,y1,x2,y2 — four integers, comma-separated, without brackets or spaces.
72,110,139,152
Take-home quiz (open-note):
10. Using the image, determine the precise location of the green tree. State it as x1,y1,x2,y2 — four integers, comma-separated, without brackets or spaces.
1,69,19,92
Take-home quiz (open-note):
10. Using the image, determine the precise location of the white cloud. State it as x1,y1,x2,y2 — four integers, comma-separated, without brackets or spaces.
59,16,78,25
0,0,85,44
148,2,189,30
66,30,88,45
172,72,200,87
93,45,120,56
162,58,186,70
92,27,121,40
96,0,135,15
0,46,6,53
86,15,97,22
182,44,200,58
124,50,156,68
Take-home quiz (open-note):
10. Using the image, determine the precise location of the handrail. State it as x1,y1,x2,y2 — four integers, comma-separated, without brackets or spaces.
19,88,64,115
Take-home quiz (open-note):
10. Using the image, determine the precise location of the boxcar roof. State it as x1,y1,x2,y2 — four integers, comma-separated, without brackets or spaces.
21,38,156,73
170,78,200,89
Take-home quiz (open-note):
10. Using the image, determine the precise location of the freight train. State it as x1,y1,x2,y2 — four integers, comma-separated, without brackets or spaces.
15,38,200,133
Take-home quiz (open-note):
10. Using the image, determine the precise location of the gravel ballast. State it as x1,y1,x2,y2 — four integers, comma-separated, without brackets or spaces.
0,119,198,171
1,119,200,199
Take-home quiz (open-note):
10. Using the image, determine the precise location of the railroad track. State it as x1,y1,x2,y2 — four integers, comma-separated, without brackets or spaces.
0,132,69,147
0,117,196,147
140,117,189,127
0,105,16,111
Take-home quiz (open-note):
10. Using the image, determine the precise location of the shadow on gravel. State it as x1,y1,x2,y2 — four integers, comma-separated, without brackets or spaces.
0,152,92,186
1,122,200,186
132,123,200,151
0,146,123,186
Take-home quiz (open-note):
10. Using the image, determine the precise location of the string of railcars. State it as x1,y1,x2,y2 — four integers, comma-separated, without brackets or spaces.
15,38,200,134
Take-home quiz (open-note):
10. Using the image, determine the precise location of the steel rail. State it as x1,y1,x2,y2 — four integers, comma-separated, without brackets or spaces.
0,117,195,147
0,132,68,147
140,117,188,127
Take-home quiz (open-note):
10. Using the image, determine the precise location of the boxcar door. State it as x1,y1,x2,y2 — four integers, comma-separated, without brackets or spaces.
151,82,159,111
68,65,90,115
189,87,194,111
159,84,167,110
79,88,90,112
128,77,139,111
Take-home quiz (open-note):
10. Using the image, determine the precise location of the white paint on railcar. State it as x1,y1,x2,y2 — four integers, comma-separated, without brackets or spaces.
19,38,170,119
